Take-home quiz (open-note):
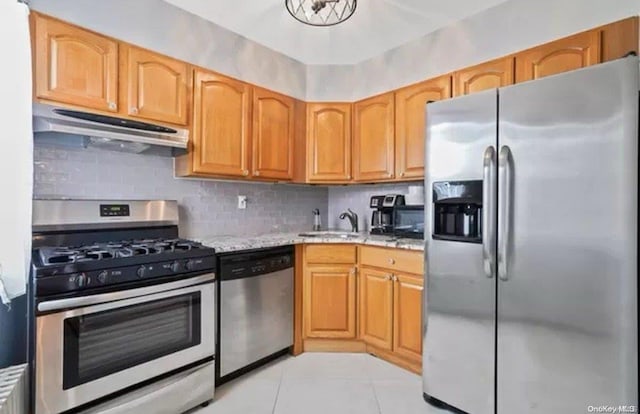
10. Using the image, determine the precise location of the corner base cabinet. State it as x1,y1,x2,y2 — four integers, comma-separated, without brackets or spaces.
298,244,424,373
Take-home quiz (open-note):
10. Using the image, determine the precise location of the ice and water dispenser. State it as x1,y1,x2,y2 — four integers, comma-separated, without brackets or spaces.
432,181,483,243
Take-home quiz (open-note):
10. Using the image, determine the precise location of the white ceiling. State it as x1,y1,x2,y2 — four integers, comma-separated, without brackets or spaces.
164,0,510,65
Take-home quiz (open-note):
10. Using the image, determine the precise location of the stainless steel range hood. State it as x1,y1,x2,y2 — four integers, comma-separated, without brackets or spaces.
33,103,188,156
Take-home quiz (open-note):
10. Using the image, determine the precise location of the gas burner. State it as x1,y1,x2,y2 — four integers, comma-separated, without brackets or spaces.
37,238,205,266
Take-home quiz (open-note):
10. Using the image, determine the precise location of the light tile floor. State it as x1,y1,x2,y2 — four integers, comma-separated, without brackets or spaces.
189,353,449,414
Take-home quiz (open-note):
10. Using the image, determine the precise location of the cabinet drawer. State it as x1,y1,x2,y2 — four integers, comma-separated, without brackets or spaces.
305,245,357,265
360,246,423,275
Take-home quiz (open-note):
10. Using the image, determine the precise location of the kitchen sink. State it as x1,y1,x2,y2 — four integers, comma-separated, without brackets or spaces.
298,231,361,239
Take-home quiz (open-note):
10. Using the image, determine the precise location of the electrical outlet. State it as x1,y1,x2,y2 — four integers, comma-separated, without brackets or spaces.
237,195,247,209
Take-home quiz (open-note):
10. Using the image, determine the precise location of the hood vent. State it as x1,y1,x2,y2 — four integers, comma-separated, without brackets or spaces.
33,103,188,156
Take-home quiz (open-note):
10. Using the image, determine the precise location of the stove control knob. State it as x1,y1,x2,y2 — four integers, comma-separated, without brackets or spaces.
97,271,108,284
76,273,88,288
185,259,195,271
137,265,148,278
170,261,182,273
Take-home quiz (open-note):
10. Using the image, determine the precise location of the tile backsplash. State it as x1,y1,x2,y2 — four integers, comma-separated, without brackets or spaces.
327,183,424,232
33,145,328,239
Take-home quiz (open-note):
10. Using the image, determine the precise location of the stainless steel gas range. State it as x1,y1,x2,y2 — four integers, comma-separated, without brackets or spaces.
29,200,216,414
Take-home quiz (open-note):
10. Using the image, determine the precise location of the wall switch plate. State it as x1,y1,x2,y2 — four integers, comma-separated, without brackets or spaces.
237,195,247,209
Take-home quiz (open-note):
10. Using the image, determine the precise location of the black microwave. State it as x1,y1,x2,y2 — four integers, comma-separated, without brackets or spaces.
393,205,424,239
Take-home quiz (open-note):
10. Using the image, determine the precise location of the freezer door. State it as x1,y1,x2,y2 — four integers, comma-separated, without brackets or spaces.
423,89,497,414
497,57,638,413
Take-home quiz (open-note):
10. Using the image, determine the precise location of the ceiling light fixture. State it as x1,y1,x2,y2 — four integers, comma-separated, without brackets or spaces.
285,0,357,27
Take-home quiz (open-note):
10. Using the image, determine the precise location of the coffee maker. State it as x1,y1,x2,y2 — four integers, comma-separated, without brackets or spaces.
370,194,405,234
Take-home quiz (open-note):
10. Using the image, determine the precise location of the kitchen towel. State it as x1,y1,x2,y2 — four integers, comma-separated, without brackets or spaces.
0,0,33,303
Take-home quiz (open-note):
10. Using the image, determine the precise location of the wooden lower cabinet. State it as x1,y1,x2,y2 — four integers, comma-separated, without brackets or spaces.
303,265,357,339
393,273,424,364
359,267,394,350
298,245,424,372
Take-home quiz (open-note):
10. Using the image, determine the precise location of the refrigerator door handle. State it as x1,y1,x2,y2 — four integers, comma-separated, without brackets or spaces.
482,146,497,278
498,145,512,281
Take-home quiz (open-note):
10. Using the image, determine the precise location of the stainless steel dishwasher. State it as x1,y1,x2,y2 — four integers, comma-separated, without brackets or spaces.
217,246,294,383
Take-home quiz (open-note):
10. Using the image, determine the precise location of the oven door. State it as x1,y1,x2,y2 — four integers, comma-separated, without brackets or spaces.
35,274,215,414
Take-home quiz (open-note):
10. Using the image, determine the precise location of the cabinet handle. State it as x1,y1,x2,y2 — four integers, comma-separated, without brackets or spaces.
108,102,116,110
388,258,395,265
242,170,249,176
130,107,139,114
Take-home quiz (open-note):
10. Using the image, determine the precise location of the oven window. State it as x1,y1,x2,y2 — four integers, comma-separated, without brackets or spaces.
63,292,201,389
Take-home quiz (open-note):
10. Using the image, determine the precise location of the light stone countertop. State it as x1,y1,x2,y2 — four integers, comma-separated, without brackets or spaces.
197,231,425,254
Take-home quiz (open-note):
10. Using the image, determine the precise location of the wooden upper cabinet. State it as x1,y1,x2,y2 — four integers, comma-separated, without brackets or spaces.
454,57,514,96
33,14,118,112
516,31,601,83
360,267,394,350
252,88,295,180
393,273,423,364
600,17,639,62
395,76,451,180
303,266,357,339
191,69,251,177
121,45,189,125
307,103,352,182
353,93,395,182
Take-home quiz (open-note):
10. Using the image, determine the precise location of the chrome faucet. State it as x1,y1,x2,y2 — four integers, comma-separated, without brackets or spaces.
339,209,359,232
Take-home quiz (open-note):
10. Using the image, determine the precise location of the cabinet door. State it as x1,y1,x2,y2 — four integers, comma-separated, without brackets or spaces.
600,17,639,62
121,45,189,125
191,70,251,177
395,76,451,180
359,267,394,350
393,273,424,363
516,31,601,82
307,103,352,182
33,14,118,112
252,88,295,180
454,57,514,96
353,93,395,182
303,266,357,339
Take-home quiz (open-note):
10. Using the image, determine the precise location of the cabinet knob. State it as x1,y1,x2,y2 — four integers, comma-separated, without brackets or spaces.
386,274,393,281
387,172,393,178
108,102,116,110
130,107,139,114
389,258,395,265
392,275,398,282
350,267,357,276
346,175,351,180
255,171,261,177
242,170,249,176
400,172,405,177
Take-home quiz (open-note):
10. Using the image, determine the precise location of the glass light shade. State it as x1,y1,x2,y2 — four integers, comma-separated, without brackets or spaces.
285,0,357,26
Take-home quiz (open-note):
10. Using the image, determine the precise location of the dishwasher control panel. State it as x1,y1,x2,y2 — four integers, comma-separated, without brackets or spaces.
219,246,294,280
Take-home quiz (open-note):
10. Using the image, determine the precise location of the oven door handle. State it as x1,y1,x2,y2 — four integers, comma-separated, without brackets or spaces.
38,273,216,313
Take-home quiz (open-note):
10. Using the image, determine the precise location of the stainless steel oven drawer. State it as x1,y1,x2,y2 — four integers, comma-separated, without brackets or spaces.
78,361,214,414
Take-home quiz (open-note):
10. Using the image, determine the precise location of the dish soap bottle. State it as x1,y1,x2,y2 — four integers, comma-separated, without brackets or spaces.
312,209,321,231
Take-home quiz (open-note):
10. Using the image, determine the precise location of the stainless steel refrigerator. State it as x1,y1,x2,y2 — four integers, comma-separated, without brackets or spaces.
423,56,639,414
